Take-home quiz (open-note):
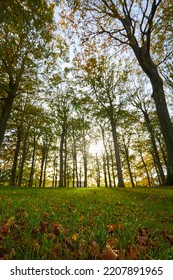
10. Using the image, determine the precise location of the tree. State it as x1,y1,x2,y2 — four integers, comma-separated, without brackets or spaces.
0,0,55,149
75,55,126,187
63,0,173,184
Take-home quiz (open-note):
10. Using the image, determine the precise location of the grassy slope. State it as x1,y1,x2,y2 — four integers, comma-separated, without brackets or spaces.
0,186,172,260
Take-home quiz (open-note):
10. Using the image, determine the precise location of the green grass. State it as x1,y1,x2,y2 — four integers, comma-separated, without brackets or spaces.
0,186,173,260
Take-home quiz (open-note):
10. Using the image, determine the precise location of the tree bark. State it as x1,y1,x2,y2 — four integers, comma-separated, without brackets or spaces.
110,118,125,187
0,94,14,149
28,136,36,187
123,142,135,188
18,128,29,186
10,128,22,186
128,40,173,184
140,151,152,187
59,125,66,187
83,131,87,187
142,110,165,184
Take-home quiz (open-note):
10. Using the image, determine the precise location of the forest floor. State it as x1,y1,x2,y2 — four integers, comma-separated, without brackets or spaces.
0,186,173,260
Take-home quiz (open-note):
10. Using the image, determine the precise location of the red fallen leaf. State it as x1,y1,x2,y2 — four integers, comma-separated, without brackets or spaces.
40,221,49,233
52,223,64,235
1,224,8,235
108,224,123,234
53,223,60,235
102,244,119,260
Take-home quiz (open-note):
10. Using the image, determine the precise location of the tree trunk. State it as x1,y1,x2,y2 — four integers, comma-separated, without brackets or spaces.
59,125,66,187
124,142,135,188
110,118,125,187
140,151,152,187
0,94,14,149
110,146,116,187
142,109,165,185
96,153,101,187
103,154,108,188
28,136,36,187
129,40,173,184
83,131,87,187
18,129,29,186
43,145,49,188
10,128,22,186
39,146,45,188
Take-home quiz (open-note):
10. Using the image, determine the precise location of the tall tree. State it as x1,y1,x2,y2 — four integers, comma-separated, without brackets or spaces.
64,0,173,184
0,0,55,149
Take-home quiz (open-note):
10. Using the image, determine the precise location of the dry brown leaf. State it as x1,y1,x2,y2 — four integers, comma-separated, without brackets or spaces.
106,238,119,249
42,212,50,218
102,244,119,260
138,227,148,236
47,233,57,241
88,241,100,259
136,235,149,246
164,233,173,245
125,245,141,260
78,239,88,257
40,221,49,233
51,244,61,259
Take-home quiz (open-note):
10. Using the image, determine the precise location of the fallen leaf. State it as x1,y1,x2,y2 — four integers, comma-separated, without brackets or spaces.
40,221,48,233
108,223,123,234
78,239,88,257
79,216,84,222
102,244,119,260
88,241,100,259
42,212,50,218
52,223,64,235
32,226,40,237
138,227,148,236
125,245,141,260
150,240,158,247
1,224,8,235
6,216,15,227
106,238,119,249
51,244,61,259
164,233,173,245
72,233,78,241
136,236,149,246
47,233,57,241
31,239,40,251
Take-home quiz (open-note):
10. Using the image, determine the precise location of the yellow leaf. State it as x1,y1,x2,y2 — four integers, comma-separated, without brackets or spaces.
6,216,15,227
72,233,78,241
